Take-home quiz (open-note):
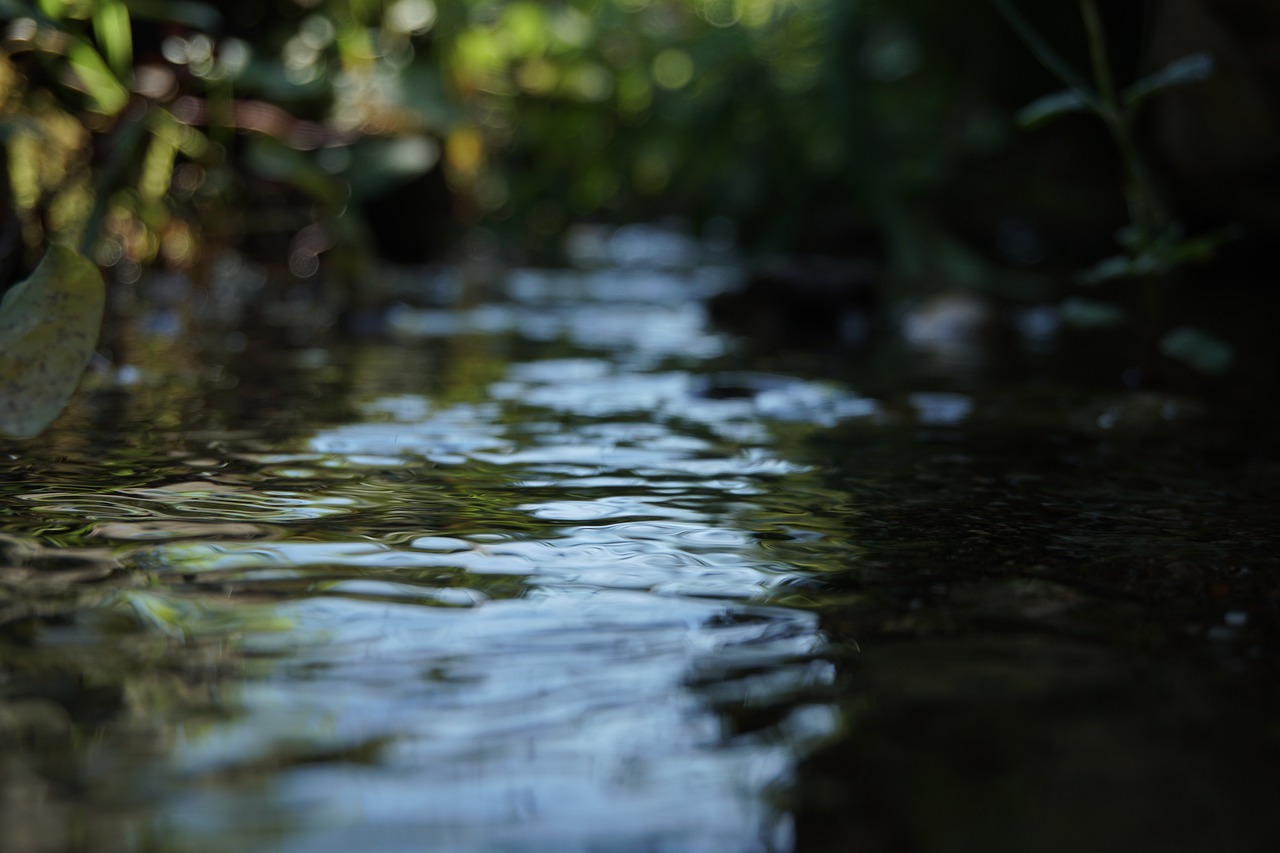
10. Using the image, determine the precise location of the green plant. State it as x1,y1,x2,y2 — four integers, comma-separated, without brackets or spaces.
995,0,1235,375
0,0,433,434
0,241,104,439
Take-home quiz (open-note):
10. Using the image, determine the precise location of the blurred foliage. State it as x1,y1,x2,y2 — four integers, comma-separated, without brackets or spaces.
443,0,1050,278
0,0,448,287
0,0,1275,379
0,0,1052,279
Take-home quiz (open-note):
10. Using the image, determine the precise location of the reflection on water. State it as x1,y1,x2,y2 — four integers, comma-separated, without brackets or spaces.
4,234,1280,852
0,250,870,852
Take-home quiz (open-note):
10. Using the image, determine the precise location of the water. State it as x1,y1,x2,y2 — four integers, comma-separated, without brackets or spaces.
2,251,862,852
3,236,1279,852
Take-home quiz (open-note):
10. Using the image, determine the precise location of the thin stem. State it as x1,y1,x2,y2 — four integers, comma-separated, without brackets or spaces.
1078,0,1166,364
992,0,1104,113
1077,0,1160,247
1079,0,1119,119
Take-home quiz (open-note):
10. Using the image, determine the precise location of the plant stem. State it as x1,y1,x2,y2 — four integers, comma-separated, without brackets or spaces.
1079,0,1118,116
1078,0,1164,363
992,0,1104,113
1078,0,1159,250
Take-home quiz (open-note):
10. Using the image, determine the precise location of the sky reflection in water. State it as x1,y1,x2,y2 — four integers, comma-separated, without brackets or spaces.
7,256,883,851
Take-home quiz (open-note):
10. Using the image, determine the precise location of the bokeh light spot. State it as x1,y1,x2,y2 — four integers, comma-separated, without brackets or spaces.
651,48,693,90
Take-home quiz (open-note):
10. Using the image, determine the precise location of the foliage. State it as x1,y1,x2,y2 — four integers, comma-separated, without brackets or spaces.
0,0,450,276
994,0,1233,374
0,0,1264,424
0,0,1017,269
444,0,832,244
0,241,103,438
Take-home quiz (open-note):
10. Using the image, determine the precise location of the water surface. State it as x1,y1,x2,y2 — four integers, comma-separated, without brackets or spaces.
3,237,1279,853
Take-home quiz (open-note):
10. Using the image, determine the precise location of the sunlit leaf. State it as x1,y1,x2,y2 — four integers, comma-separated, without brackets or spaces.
139,130,178,200
0,244,105,439
1124,52,1213,109
1160,325,1233,374
1016,88,1091,129
67,37,130,114
149,106,209,159
36,0,68,19
92,0,133,78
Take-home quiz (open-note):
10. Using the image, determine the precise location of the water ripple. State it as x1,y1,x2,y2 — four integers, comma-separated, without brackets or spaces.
3,250,863,852
24,480,367,523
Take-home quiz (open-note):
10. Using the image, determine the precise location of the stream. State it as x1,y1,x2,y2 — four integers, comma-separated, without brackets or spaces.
2,226,1278,852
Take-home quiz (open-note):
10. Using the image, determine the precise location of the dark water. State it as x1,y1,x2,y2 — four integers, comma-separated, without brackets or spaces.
3,229,1279,852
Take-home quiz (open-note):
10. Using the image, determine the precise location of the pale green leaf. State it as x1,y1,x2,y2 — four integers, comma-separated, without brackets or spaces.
1060,297,1126,329
93,0,134,78
0,244,105,439
1017,89,1092,129
1125,53,1214,109
1160,325,1233,374
67,37,130,114
1079,254,1135,284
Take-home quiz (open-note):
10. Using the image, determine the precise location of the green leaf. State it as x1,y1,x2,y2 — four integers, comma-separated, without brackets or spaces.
92,0,133,78
0,244,105,439
37,0,66,19
67,36,130,115
1160,325,1233,374
1060,297,1126,329
149,106,209,158
1124,52,1213,109
1017,88,1093,129
1079,254,1136,284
